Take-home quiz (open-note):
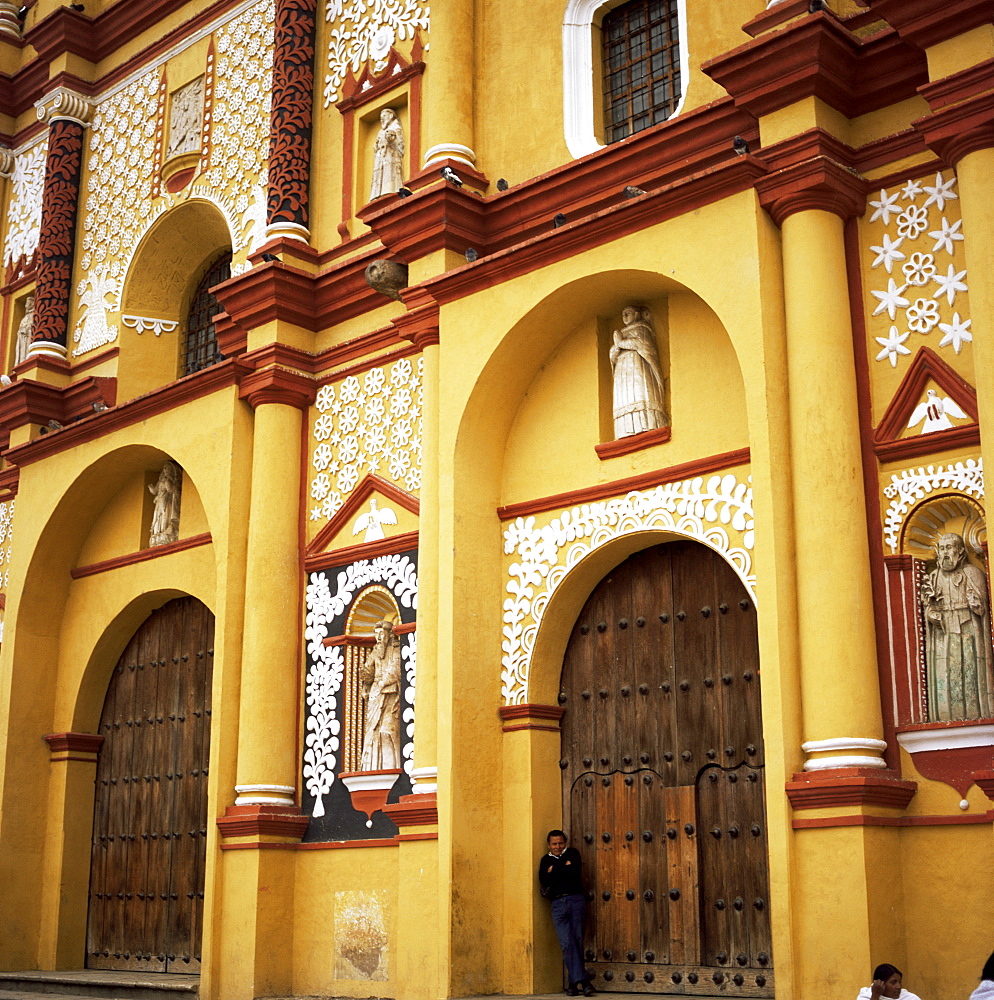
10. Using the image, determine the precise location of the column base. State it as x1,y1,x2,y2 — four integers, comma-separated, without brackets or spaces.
786,768,917,810
216,803,309,842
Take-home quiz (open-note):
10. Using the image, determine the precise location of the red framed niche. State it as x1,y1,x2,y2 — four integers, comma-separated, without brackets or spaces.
336,38,425,239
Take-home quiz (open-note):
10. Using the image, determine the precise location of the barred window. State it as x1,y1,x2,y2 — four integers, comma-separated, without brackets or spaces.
181,252,231,377
602,0,682,144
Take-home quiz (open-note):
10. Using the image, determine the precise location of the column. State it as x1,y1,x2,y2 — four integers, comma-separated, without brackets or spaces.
29,89,92,362
266,0,317,244
759,163,887,766
215,368,315,1000
421,0,476,169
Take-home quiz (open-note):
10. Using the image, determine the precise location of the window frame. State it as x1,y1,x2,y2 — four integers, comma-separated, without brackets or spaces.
562,0,688,159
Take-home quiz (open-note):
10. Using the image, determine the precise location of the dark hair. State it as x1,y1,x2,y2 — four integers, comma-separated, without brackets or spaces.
982,950,994,981
547,829,567,843
873,965,901,982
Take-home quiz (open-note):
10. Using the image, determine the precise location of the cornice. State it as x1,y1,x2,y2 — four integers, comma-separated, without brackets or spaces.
594,425,671,461
703,14,927,121
305,528,420,574
912,91,994,168
43,731,104,760
3,358,249,468
23,7,93,64
496,447,751,521
237,365,317,410
755,155,866,227
381,793,437,828
0,374,115,435
919,58,994,113
212,262,319,333
71,532,213,579
867,0,994,51
216,803,309,841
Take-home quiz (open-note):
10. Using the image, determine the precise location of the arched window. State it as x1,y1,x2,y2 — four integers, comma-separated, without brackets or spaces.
602,0,682,143
562,0,687,158
181,251,231,377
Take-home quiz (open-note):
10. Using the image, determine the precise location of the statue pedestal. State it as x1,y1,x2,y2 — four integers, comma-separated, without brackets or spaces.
339,768,403,827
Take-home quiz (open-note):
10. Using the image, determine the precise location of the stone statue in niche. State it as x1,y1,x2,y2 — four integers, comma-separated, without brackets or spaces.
14,293,34,365
359,620,402,770
609,305,667,439
148,461,182,547
165,77,204,160
369,108,405,201
920,532,994,721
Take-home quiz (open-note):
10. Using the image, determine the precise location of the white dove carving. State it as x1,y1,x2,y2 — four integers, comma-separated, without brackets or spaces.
907,388,968,434
352,497,398,542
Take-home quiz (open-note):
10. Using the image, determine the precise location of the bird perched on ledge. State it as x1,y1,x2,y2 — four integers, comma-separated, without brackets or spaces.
441,166,463,187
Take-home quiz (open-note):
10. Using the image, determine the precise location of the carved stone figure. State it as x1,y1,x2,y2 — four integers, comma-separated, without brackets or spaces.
148,461,182,547
921,532,994,721
609,305,667,439
166,77,204,159
364,258,408,301
14,293,34,365
359,620,402,770
369,108,405,201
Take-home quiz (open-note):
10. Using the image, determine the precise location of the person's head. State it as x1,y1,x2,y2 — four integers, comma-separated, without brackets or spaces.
380,108,396,127
936,532,967,572
547,829,567,856
872,964,903,999
982,950,994,982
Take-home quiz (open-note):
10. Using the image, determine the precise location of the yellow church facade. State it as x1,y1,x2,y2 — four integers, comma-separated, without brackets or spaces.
0,1,991,999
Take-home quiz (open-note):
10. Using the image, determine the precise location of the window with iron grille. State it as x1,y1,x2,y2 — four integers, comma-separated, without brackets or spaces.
602,0,682,144
181,252,231,377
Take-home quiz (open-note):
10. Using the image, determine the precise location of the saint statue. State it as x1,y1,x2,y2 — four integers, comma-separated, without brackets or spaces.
359,620,402,770
148,461,182,547
14,294,34,366
920,532,994,722
609,305,667,439
369,108,405,201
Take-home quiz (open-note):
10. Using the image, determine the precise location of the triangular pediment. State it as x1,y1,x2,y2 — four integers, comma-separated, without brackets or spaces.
874,347,979,461
306,475,419,568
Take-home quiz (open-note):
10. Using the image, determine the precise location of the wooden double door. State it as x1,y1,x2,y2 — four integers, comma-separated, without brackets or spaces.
560,542,773,996
86,597,214,973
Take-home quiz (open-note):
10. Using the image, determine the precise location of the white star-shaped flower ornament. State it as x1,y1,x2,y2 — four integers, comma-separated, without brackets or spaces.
900,179,923,200
869,188,901,225
929,217,965,256
870,233,906,273
938,312,972,353
932,265,968,307
871,278,910,320
922,172,958,212
875,326,911,367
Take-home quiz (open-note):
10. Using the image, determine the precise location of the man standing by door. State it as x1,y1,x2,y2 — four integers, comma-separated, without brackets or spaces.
538,830,595,997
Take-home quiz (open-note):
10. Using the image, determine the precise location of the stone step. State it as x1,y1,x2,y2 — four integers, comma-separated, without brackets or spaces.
0,973,197,1000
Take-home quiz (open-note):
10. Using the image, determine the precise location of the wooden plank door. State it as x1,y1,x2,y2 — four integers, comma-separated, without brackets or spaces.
560,542,773,997
87,597,214,973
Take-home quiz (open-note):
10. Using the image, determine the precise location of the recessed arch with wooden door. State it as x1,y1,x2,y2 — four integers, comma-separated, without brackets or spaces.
86,596,214,973
558,540,772,996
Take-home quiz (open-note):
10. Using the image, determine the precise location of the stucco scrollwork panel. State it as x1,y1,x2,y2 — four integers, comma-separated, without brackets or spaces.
501,473,755,705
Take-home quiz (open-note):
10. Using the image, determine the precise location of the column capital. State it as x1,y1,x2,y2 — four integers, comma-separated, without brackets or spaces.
216,803,309,842
36,87,94,126
0,147,13,179
913,92,994,168
755,155,866,227
238,365,317,410
43,731,104,763
391,292,440,349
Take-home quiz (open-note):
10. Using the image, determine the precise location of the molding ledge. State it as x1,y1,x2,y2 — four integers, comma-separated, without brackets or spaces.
786,769,918,810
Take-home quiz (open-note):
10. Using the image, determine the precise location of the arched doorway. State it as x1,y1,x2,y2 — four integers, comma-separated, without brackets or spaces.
559,541,772,995
86,597,214,973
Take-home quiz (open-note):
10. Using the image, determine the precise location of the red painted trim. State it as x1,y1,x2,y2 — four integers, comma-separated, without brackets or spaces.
49,755,104,763
867,0,994,51
874,347,978,445
396,831,439,841
306,529,420,574
3,358,251,469
71,533,212,579
498,704,565,722
237,365,317,410
497,448,750,521
786,773,917,810
875,425,982,463
703,15,927,122
317,340,419,382
792,811,992,829
43,731,104,755
973,770,994,802
756,155,866,227
307,474,419,557
920,58,994,113
502,724,562,733
594,426,671,461
913,92,994,169
845,217,902,772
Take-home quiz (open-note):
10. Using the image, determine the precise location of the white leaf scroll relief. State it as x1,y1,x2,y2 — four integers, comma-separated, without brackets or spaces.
303,554,418,817
501,474,755,705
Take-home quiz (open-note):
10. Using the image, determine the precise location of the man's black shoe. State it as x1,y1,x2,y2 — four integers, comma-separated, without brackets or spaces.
582,982,596,996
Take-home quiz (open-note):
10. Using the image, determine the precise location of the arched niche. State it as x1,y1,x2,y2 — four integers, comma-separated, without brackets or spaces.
117,200,233,402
